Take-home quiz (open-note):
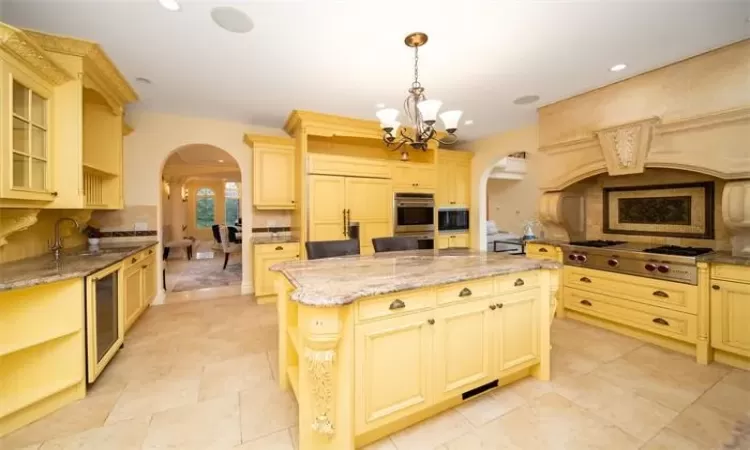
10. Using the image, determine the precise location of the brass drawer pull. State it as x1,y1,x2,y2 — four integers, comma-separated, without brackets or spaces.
539,248,548,253
148,249,153,255
459,287,472,297
653,290,669,298
489,304,497,310
389,299,405,310
427,318,435,325
652,317,670,326
712,285,720,291
496,303,503,309
514,278,525,287
131,257,137,263
275,246,283,250
579,277,592,283
580,300,592,306
141,265,147,269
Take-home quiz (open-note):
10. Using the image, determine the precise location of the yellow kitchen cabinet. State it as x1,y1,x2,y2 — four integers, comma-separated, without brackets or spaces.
433,299,493,401
525,243,561,261
123,264,143,331
253,242,300,301
0,23,72,206
392,162,436,193
308,153,391,179
494,290,539,372
308,175,392,255
436,150,471,207
710,279,750,359
246,134,296,209
355,310,433,433
141,255,156,307
437,233,470,249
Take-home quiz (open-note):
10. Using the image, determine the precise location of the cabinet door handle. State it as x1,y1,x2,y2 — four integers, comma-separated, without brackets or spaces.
514,278,525,287
652,317,670,326
141,265,147,269
427,318,435,325
539,248,548,253
496,303,503,309
459,287,472,297
291,200,296,204
652,290,669,298
579,277,591,283
389,299,405,310
342,209,347,237
148,249,153,255
489,304,497,310
712,285,720,291
580,300,592,306
131,257,137,263
275,246,283,251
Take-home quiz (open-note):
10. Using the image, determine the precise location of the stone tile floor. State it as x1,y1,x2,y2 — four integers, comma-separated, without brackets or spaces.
1,294,749,450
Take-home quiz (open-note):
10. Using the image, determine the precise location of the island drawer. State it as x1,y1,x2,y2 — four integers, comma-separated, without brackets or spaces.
495,271,539,293
564,288,697,343
437,279,494,305
526,243,557,259
254,242,300,255
357,289,436,322
564,266,697,314
711,264,750,283
123,252,143,269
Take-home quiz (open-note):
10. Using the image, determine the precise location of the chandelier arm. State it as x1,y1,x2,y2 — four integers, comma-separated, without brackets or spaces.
399,127,416,143
431,133,459,146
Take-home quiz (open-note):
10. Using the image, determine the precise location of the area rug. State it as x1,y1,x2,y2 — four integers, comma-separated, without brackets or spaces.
171,260,242,292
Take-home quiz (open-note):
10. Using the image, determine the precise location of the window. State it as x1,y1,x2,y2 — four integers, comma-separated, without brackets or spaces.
225,182,240,226
195,187,215,228
12,79,48,190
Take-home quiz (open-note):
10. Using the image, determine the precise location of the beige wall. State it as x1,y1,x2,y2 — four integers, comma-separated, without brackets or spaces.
468,125,540,250
486,162,542,235
185,179,227,241
118,110,286,299
253,210,291,229
577,169,730,250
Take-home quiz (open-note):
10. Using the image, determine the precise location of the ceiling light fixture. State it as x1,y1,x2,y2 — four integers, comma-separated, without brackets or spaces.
218,159,224,163
376,32,462,161
513,95,540,105
158,0,180,12
211,7,254,33
610,63,627,72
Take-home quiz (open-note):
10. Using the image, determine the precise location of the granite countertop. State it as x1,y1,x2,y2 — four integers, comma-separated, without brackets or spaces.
271,249,561,307
0,241,159,292
698,251,750,266
251,235,299,245
527,239,570,247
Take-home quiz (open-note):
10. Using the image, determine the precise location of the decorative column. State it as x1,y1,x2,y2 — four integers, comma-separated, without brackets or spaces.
168,178,186,242
537,191,585,241
696,262,713,365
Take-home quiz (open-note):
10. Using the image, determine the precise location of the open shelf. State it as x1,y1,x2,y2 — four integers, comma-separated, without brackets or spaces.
288,326,300,355
82,163,118,178
287,366,300,400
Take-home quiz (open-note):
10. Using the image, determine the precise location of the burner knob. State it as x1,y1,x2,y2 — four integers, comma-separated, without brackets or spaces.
645,263,657,272
576,254,587,263
607,258,619,267
568,254,577,261
657,265,670,273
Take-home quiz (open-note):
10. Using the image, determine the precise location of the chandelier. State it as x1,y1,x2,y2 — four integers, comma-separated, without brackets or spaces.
376,32,462,161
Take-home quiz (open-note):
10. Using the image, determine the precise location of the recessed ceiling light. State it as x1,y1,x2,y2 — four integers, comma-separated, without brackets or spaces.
513,95,540,105
218,159,224,163
158,0,180,12
376,103,385,109
135,77,152,85
464,119,474,125
610,63,627,72
211,7,254,33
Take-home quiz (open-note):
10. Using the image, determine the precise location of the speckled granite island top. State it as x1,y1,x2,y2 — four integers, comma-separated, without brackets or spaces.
271,249,561,306
0,241,158,292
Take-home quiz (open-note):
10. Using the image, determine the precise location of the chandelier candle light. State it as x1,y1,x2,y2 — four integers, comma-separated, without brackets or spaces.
376,32,463,161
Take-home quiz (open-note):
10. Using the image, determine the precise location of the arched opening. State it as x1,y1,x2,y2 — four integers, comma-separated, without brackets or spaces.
159,144,244,300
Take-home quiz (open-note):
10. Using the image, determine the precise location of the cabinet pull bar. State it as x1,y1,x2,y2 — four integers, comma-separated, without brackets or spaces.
652,317,670,326
652,290,669,298
539,248,548,253
580,300,592,306
342,209,347,237
459,287,472,297
579,277,592,283
275,246,283,250
514,278,525,287
389,299,405,310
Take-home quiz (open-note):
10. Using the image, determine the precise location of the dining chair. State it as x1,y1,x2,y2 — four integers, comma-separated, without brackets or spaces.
305,239,360,260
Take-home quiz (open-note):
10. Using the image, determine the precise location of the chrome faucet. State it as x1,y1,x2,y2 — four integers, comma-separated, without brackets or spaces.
50,217,80,261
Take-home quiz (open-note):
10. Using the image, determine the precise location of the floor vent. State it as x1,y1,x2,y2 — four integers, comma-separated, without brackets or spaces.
462,379,499,401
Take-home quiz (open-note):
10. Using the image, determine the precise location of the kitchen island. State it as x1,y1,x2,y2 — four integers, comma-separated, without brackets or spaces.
272,249,560,449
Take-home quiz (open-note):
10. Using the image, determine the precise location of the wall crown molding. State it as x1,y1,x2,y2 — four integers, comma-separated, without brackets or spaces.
0,23,73,86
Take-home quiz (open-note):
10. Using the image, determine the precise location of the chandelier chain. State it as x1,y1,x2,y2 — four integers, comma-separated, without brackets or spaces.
412,46,420,89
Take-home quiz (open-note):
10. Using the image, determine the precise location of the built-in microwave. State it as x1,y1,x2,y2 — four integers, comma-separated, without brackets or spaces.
394,193,434,234
438,208,469,232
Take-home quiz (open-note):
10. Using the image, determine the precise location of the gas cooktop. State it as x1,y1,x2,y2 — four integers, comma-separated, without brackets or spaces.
643,245,714,257
568,240,627,248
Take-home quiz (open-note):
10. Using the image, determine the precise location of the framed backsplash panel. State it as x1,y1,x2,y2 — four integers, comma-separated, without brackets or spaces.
603,182,715,239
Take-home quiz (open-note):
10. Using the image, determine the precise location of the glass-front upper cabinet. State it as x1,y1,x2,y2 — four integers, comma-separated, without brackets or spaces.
12,79,49,192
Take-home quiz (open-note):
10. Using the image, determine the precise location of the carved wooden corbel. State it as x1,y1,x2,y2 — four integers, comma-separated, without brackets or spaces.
0,209,41,247
538,191,585,242
304,346,336,436
595,117,660,176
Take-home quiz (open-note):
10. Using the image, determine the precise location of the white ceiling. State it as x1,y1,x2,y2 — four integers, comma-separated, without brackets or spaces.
4,0,749,140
